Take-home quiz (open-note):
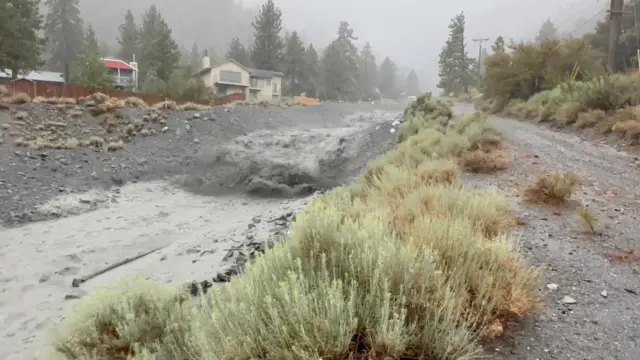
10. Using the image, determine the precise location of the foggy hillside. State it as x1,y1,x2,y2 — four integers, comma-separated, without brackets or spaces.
77,0,610,91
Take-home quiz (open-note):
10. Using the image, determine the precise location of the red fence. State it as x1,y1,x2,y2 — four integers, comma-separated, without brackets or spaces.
4,78,245,106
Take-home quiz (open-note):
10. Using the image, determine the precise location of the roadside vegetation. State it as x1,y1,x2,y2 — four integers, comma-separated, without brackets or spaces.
44,93,540,360
476,35,640,144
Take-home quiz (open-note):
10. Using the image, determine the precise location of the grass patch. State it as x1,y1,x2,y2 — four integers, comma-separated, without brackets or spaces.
524,170,581,205
179,101,209,111
575,206,599,234
45,93,540,360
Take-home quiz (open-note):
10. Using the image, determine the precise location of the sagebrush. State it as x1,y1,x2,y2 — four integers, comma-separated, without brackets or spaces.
45,93,540,360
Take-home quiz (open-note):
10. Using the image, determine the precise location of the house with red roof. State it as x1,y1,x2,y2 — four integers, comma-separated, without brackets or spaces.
102,58,138,89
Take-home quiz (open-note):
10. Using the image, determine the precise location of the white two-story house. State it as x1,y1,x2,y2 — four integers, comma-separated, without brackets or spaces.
196,55,283,101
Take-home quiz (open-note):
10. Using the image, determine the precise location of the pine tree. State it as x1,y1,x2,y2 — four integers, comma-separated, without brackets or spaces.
322,21,359,101
283,31,306,96
226,37,250,66
138,5,180,83
189,42,201,71
491,36,505,53
0,0,45,75
378,56,397,98
405,69,420,96
357,42,377,100
44,0,84,72
535,18,558,43
250,0,284,71
84,24,99,54
437,12,474,95
117,9,138,61
303,44,319,97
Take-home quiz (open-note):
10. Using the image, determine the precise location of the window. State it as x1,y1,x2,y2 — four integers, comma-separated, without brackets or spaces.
219,70,242,83
266,79,271,86
250,78,258,87
272,82,278,93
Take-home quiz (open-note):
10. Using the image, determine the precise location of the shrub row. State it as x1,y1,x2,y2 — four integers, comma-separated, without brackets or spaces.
478,73,640,141
44,93,539,360
477,37,640,142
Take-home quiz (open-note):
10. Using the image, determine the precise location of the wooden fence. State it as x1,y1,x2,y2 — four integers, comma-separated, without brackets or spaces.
293,96,320,105
4,78,245,106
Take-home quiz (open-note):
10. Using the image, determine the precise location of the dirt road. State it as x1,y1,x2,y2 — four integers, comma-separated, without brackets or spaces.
455,104,640,359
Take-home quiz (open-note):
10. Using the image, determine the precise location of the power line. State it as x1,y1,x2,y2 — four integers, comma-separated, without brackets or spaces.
566,9,607,36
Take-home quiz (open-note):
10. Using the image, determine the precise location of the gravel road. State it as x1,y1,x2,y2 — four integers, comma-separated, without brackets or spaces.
0,102,405,359
455,103,640,360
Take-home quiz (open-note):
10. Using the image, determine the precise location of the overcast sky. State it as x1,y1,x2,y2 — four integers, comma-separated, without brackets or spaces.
242,0,607,91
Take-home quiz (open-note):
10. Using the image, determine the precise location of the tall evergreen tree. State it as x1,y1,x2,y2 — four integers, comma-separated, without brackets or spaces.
226,37,250,66
84,24,99,54
250,0,284,71
138,5,180,83
378,56,397,98
322,21,359,101
283,31,306,96
0,0,46,75
437,12,474,95
189,42,201,70
303,43,319,97
357,42,377,100
491,36,505,53
117,9,138,61
44,0,84,72
535,18,558,43
405,69,420,96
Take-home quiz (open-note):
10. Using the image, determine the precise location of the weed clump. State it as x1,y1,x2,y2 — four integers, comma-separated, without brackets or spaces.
524,171,581,205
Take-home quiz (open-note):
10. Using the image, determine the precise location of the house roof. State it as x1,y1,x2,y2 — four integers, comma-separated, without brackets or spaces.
194,59,283,78
102,58,134,70
247,67,284,78
0,69,65,83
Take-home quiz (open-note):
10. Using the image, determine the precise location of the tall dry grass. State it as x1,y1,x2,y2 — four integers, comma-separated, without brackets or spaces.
44,93,540,360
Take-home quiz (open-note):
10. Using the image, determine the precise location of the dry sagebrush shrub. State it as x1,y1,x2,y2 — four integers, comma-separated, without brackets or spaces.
5,92,31,104
123,96,148,108
524,170,581,205
47,97,539,360
45,277,192,360
179,101,209,111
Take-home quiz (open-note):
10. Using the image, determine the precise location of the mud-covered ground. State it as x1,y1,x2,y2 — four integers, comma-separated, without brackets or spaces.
0,102,403,226
455,104,640,360
0,101,405,360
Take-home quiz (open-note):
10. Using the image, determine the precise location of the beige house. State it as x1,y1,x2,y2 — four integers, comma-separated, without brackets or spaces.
196,55,283,101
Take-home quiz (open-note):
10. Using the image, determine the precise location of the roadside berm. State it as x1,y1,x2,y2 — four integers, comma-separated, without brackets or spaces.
44,94,540,359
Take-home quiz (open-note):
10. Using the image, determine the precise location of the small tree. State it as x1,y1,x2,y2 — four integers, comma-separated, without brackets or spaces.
70,53,114,88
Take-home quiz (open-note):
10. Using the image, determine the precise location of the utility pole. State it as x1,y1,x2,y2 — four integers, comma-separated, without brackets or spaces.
473,38,489,87
607,0,624,73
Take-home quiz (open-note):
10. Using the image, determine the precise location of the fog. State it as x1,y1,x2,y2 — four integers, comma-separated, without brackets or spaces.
79,0,608,92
